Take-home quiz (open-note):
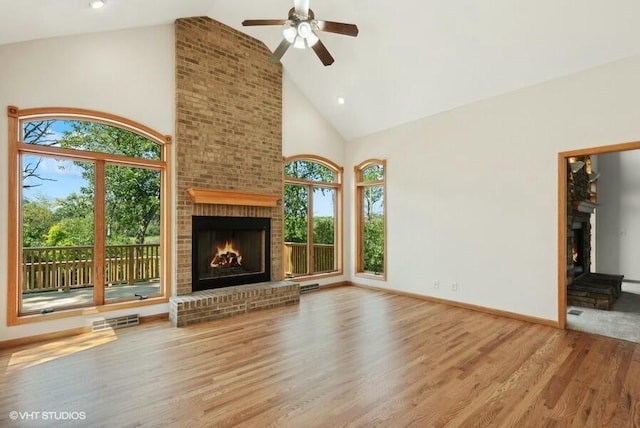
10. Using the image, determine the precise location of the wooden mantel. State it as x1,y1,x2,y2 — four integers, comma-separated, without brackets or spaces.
187,188,280,207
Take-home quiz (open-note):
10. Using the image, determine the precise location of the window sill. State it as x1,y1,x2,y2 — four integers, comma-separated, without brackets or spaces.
355,272,387,281
284,271,343,283
9,296,169,326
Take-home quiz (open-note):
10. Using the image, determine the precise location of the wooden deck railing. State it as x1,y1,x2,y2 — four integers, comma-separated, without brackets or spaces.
22,244,160,293
284,243,335,276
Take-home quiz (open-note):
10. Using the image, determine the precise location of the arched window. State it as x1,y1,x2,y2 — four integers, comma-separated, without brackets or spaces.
284,155,342,278
7,106,171,323
355,159,386,279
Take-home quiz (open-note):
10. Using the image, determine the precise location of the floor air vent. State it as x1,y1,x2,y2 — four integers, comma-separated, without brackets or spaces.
567,309,583,316
300,283,320,294
92,314,139,332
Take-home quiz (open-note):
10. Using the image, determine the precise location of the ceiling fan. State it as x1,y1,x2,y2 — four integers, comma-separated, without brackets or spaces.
242,0,359,66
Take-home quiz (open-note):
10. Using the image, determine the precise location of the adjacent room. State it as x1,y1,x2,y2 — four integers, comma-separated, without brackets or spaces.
2,0,640,426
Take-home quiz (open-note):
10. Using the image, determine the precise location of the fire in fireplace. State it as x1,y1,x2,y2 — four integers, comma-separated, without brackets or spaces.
572,220,590,277
210,241,242,268
192,216,271,291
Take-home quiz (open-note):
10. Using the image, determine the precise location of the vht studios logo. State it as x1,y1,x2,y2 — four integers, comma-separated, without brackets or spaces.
9,410,87,421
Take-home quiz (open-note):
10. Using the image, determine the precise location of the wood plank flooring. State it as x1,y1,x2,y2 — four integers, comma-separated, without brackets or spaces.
2,286,640,427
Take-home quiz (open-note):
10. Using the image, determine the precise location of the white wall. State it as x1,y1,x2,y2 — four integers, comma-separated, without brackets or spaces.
282,72,349,284
0,25,175,341
346,54,640,322
596,150,640,280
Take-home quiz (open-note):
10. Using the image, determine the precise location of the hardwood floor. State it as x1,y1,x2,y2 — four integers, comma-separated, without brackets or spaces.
2,286,640,427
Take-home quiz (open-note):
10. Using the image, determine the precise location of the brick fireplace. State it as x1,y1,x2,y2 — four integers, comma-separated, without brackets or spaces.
170,17,299,326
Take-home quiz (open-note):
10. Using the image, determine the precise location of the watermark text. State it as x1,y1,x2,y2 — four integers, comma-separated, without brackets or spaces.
9,410,86,422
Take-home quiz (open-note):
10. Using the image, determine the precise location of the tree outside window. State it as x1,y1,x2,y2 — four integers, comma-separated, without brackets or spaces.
356,160,386,278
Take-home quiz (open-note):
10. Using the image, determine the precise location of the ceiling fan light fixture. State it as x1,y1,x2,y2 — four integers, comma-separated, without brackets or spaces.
293,36,307,49
288,21,319,49
297,21,312,38
283,25,297,43
242,1,358,66
305,31,319,47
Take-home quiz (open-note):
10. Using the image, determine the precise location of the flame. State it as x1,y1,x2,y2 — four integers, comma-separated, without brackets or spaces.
210,241,242,268
216,241,239,257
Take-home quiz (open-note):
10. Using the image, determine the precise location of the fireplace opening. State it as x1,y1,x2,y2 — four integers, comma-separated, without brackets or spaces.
572,221,589,277
192,216,271,291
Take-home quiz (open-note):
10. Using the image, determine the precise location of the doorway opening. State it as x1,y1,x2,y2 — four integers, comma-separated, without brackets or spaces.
559,141,640,343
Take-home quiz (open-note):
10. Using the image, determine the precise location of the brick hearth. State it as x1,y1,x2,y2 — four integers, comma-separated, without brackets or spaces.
169,281,299,327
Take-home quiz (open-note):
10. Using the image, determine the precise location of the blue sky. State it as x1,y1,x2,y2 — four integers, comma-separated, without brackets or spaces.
22,120,85,202
22,156,86,201
313,187,335,218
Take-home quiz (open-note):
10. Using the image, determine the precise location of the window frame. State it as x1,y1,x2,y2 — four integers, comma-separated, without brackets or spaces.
355,159,387,280
7,106,172,325
283,154,343,280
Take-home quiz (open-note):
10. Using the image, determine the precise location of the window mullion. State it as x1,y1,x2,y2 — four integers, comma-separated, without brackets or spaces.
308,184,314,275
94,160,106,306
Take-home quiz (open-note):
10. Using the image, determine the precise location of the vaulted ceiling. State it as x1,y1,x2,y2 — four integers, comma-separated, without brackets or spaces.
2,0,640,141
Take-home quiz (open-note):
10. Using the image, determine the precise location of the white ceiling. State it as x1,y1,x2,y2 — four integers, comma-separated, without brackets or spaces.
2,0,640,141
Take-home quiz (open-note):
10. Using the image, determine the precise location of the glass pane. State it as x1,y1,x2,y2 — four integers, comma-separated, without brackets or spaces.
284,184,308,277
21,155,95,313
104,165,161,302
21,119,161,160
362,164,384,181
363,185,384,274
284,160,336,183
313,187,336,273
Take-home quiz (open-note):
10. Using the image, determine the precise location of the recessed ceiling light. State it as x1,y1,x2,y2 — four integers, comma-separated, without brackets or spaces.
337,97,345,105
89,0,106,9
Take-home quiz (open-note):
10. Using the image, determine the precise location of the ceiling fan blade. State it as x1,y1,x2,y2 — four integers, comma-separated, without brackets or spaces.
294,0,310,16
270,39,292,63
316,20,359,37
312,39,335,66
242,19,287,27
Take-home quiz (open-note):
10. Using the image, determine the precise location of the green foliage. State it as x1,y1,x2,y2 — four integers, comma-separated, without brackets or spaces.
362,164,384,181
22,194,94,248
59,121,160,159
284,184,308,243
54,192,93,220
45,217,94,247
44,223,69,247
363,215,384,273
285,160,335,182
22,197,56,247
313,217,335,245
104,165,160,244
58,121,161,244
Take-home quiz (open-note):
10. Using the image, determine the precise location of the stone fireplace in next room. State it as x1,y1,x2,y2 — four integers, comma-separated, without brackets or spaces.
192,216,271,291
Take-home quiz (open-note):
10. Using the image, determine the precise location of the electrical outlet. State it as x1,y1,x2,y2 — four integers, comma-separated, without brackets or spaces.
452,282,458,291
434,280,439,289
